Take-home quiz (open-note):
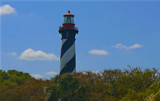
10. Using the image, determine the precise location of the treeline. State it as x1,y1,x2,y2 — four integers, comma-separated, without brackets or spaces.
0,70,50,101
0,67,160,101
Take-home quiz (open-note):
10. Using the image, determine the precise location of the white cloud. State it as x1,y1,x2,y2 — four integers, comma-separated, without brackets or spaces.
19,48,59,61
9,52,17,56
0,4,16,16
45,71,57,76
113,43,142,50
31,74,43,79
113,44,128,50
128,44,142,49
89,49,109,56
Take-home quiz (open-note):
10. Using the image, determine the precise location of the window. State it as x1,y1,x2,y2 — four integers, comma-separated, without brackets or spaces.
64,16,74,23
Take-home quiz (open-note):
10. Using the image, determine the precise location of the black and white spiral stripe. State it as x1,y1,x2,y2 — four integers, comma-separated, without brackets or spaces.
60,34,76,75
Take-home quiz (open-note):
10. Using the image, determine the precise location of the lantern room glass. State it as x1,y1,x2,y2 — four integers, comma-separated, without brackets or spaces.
64,16,74,23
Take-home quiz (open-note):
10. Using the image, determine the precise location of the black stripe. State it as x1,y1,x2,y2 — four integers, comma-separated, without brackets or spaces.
60,55,76,75
60,39,75,58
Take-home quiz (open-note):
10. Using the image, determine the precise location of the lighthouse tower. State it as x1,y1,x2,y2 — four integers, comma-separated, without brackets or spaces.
59,11,78,75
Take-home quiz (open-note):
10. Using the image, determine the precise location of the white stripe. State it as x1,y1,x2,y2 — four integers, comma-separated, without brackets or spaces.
59,39,67,73
60,42,75,71
61,39,67,47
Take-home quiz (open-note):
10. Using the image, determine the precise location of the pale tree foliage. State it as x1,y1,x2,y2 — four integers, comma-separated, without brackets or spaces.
0,67,160,101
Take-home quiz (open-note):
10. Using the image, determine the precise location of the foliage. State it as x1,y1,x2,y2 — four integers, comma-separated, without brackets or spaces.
0,70,31,92
47,67,160,101
0,67,160,101
0,70,50,101
47,74,88,101
0,79,50,101
145,80,160,101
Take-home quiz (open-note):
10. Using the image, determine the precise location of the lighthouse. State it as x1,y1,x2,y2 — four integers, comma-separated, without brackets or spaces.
59,11,78,75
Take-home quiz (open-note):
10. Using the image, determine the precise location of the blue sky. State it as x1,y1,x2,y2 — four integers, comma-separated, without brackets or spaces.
1,1,160,79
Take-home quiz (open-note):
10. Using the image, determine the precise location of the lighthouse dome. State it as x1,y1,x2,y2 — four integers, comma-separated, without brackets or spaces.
64,10,74,17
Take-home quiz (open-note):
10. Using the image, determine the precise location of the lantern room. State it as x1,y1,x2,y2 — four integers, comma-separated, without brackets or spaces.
59,10,78,32
63,10,74,24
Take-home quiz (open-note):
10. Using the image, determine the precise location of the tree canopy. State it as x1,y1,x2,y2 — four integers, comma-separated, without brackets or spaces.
0,67,160,101
47,67,160,101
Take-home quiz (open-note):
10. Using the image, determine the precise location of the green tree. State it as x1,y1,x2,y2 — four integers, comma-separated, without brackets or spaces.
48,73,88,101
